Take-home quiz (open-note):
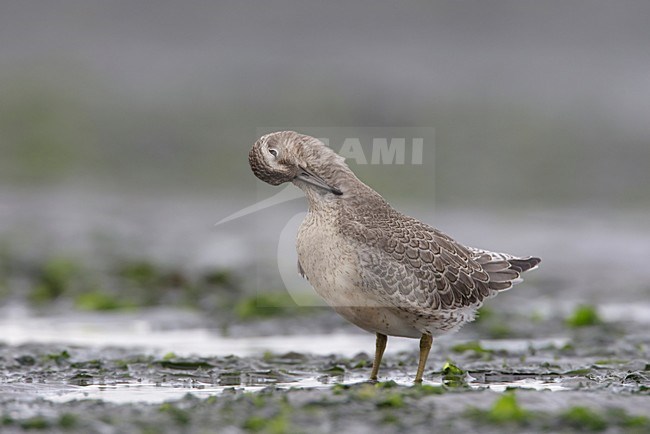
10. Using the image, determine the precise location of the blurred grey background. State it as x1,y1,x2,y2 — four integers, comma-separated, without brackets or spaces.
1,1,650,294
2,0,649,206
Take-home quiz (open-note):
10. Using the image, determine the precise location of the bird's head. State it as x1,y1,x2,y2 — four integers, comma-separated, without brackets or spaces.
249,131,344,196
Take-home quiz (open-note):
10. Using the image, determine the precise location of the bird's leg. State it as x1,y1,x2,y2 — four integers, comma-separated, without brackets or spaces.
415,334,433,383
370,333,387,381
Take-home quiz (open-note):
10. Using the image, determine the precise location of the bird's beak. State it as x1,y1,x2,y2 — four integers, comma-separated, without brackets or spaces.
296,165,343,196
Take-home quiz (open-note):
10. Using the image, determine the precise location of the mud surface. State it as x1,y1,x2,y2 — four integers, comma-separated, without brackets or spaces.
1,194,650,432
1,305,649,433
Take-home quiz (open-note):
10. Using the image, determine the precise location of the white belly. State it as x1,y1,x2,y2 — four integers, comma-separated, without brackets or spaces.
296,211,422,338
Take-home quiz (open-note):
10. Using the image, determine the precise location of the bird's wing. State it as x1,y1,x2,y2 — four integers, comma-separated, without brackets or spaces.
341,207,534,311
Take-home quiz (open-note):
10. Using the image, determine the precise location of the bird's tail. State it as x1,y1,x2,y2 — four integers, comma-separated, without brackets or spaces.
469,247,541,291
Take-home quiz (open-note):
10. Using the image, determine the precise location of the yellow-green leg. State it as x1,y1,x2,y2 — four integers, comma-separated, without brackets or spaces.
414,334,433,383
369,333,387,381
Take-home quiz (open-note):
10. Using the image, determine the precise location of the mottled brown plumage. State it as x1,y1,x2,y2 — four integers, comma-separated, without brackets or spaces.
249,131,540,382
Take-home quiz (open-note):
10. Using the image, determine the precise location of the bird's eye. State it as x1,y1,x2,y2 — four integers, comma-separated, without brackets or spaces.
269,148,278,157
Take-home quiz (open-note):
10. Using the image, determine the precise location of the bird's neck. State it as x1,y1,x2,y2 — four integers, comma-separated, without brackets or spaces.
297,166,381,213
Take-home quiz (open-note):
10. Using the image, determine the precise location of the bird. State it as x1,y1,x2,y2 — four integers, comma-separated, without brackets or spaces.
248,131,540,382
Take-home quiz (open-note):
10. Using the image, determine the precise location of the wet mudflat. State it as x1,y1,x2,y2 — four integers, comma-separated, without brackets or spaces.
1,304,649,434
1,194,650,432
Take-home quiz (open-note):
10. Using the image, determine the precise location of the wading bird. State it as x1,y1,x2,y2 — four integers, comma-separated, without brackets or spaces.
249,131,540,382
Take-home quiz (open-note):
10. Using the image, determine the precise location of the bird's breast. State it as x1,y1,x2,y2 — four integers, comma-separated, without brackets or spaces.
296,211,367,307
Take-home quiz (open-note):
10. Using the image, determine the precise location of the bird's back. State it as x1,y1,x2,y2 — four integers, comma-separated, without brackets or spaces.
334,188,540,315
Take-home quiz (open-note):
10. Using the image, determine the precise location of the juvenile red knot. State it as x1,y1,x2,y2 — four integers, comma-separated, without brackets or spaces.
249,131,541,382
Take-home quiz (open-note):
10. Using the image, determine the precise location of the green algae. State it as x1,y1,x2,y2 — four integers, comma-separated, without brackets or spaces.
467,392,532,426
20,416,50,430
29,257,81,304
566,304,602,328
415,384,446,395
8,255,237,313
442,361,468,387
58,413,78,429
451,341,493,355
560,406,607,431
376,392,405,408
487,392,531,423
159,402,191,426
75,290,135,311
44,350,71,364
234,292,316,320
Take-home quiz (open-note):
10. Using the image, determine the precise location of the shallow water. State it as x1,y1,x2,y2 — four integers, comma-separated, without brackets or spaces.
1,317,647,433
27,373,567,405
1,309,575,406
1,304,646,402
